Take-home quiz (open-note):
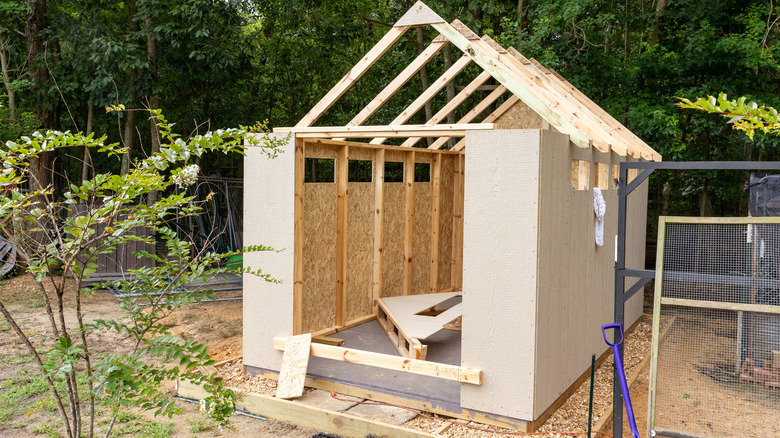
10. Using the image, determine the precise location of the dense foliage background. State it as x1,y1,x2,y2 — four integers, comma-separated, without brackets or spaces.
2,0,779,222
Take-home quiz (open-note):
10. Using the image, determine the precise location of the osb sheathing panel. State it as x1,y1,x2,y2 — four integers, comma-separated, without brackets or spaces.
495,100,545,129
305,142,338,159
437,155,455,289
347,147,374,161
302,183,338,333
382,183,406,297
412,183,432,294
346,182,375,321
532,130,645,419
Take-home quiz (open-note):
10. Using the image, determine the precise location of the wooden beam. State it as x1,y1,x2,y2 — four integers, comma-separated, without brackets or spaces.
377,299,426,360
274,337,482,384
450,95,519,151
529,56,661,162
400,70,493,147
293,138,305,334
372,148,385,313
304,138,463,156
336,145,349,326
296,26,409,127
178,380,438,438
403,151,415,296
428,84,507,150
450,154,463,288
661,297,780,315
429,154,441,293
370,55,472,144
335,38,447,140
496,45,631,157
431,20,593,149
276,123,493,138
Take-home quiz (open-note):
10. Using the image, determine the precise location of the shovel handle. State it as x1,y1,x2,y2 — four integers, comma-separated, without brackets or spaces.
601,323,624,347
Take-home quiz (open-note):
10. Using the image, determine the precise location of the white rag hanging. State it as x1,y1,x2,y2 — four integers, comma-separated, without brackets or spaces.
593,188,606,246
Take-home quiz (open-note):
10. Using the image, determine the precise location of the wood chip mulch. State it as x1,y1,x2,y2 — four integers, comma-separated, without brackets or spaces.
217,314,665,437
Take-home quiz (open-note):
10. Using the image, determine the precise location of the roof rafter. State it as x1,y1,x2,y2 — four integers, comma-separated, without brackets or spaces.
332,35,449,142
369,54,472,144
295,26,410,128
400,70,493,148
275,123,493,138
429,85,508,149
431,20,593,150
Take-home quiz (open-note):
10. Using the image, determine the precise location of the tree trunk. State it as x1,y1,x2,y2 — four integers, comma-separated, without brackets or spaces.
604,0,616,55
650,0,667,46
147,13,162,205
81,94,94,186
0,34,16,126
121,0,139,175
517,0,529,44
623,0,631,62
414,28,432,146
26,0,53,192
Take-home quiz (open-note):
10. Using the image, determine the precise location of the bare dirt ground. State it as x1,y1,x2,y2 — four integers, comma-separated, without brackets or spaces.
0,273,316,438
2,273,663,438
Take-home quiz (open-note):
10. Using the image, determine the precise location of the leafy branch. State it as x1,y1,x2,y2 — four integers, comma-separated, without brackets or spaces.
677,93,780,140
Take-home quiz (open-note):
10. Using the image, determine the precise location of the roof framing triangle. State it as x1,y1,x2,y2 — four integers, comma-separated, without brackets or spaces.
394,1,446,27
286,1,660,161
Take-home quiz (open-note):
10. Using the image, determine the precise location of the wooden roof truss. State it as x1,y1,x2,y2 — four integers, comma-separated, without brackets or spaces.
274,1,660,161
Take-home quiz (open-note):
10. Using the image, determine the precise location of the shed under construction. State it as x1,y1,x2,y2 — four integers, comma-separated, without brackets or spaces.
242,2,660,431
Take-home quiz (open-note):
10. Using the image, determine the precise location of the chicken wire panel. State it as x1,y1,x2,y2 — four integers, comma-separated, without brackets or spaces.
649,218,780,438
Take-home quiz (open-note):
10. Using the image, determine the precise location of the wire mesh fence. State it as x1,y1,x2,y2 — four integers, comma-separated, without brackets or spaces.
649,217,780,438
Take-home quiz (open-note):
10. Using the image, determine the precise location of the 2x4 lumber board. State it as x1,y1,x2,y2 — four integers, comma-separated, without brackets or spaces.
312,336,345,346
404,151,415,296
178,380,437,438
311,314,378,339
521,55,648,160
476,34,620,156
304,138,463,156
401,70,493,148
273,337,481,384
431,20,592,150
661,297,780,314
336,145,349,326
429,154,441,293
335,38,448,141
541,60,661,162
372,148,385,312
370,55,473,144
451,95,519,151
501,46,635,158
294,139,305,334
395,1,446,27
450,154,463,288
275,334,312,399
429,84,508,149
296,26,409,127
277,123,493,139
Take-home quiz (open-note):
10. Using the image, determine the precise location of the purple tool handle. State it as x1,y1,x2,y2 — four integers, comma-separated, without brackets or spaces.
602,323,641,438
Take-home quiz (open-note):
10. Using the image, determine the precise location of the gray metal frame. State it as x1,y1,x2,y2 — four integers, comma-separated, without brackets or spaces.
613,161,780,437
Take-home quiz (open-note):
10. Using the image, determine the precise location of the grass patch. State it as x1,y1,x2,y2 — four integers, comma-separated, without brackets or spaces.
188,417,213,433
32,422,60,438
26,298,44,309
0,406,14,423
108,410,174,438
0,319,9,331
0,351,34,365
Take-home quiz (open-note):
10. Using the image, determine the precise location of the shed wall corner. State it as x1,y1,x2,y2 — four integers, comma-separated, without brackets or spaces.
243,133,296,372
460,129,541,421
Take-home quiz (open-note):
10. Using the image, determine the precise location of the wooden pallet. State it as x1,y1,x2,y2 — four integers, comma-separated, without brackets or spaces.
376,292,462,360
